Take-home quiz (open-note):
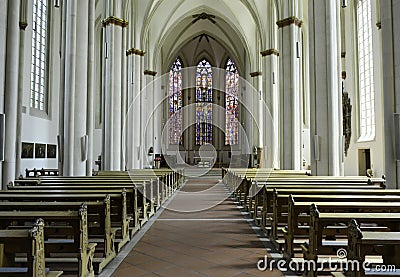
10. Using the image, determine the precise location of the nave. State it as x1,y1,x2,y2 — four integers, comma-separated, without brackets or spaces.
1,167,400,276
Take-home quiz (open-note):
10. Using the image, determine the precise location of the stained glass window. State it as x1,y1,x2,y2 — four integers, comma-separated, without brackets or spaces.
357,0,375,141
225,59,239,145
169,58,183,144
30,0,49,111
196,59,213,145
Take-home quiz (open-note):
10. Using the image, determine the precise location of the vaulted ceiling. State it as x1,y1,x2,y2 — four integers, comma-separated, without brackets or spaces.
136,0,278,72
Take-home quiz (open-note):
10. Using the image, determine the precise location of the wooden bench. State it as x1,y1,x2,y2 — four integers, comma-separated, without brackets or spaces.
347,219,400,277
0,190,131,254
0,205,95,277
250,184,384,228
13,177,164,213
0,198,116,274
302,205,400,276
271,192,400,243
8,182,147,222
266,188,400,237
285,200,400,259
95,169,184,191
8,185,152,227
0,218,63,277
236,179,384,215
25,168,59,177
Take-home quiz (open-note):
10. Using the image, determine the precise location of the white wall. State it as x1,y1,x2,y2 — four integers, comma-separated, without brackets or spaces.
19,3,61,175
342,1,385,178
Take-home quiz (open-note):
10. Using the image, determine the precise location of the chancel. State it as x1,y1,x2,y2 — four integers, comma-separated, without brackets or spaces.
0,0,400,276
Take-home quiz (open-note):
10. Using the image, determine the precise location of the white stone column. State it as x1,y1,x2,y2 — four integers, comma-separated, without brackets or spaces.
277,17,303,170
2,0,20,187
153,67,162,163
133,50,144,168
16,0,28,177
62,0,77,175
381,0,400,187
58,0,67,175
120,26,127,170
73,0,89,176
59,0,91,176
101,6,127,170
250,72,261,151
261,49,279,169
309,0,343,176
125,52,134,169
86,0,95,175
143,70,156,168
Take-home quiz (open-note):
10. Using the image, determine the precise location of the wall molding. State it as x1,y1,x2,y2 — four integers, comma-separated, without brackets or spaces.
102,16,128,28
276,16,303,28
126,48,146,56
144,70,157,76
250,71,262,77
261,49,280,57
19,22,28,30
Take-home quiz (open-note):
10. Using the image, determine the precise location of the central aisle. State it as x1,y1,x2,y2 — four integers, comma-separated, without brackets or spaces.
110,175,282,277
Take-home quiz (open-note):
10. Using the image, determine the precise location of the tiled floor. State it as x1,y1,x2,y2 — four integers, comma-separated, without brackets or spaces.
111,176,282,277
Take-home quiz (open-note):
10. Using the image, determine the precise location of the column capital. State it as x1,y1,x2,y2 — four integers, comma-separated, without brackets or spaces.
102,16,128,28
261,49,279,57
276,16,303,28
144,70,157,76
250,71,262,77
126,48,146,56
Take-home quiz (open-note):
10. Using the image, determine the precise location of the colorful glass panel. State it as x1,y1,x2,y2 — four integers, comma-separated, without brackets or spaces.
196,60,213,145
225,59,239,145
169,58,183,144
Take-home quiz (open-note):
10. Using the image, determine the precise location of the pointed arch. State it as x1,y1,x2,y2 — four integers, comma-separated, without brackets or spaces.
169,57,183,145
225,58,239,145
195,59,213,145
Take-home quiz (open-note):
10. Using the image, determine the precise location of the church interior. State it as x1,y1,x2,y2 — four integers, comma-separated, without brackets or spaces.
1,0,400,276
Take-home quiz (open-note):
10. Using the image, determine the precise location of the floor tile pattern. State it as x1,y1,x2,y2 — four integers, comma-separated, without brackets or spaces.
111,176,282,277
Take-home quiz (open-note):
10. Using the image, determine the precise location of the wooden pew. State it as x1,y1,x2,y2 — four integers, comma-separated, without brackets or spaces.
0,204,95,277
285,199,400,259
13,178,164,213
7,185,150,227
0,198,116,274
251,184,384,228
267,188,399,237
95,169,184,191
25,168,59,177
224,168,384,198
346,219,400,277
0,218,63,277
238,179,384,214
0,191,131,253
271,192,400,243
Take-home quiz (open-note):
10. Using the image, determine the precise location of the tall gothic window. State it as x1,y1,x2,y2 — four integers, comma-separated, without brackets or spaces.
30,0,49,111
169,58,183,144
196,59,213,145
357,0,375,141
225,59,239,145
